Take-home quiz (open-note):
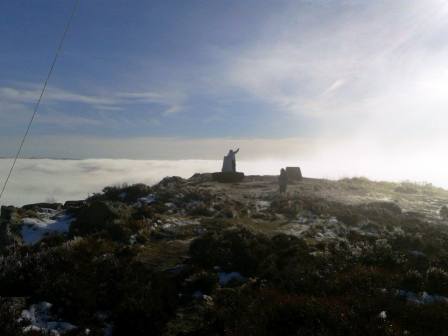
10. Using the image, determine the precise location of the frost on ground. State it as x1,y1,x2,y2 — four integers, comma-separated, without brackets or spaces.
19,302,76,335
21,209,74,245
2,175,448,335
395,290,448,305
136,194,156,206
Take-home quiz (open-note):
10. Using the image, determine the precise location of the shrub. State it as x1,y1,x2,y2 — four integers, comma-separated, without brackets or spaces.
401,270,424,292
426,267,448,295
0,297,24,336
190,227,271,275
70,201,132,242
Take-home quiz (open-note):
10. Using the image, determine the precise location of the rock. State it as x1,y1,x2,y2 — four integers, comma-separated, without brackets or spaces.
440,206,448,220
285,167,303,181
1,205,18,221
64,200,86,209
22,203,62,211
212,172,245,183
188,173,213,184
155,176,187,190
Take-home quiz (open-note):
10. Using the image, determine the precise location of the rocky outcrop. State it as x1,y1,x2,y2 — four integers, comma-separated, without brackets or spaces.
22,203,62,211
286,166,303,181
188,173,213,185
63,200,87,209
0,206,18,221
212,172,245,183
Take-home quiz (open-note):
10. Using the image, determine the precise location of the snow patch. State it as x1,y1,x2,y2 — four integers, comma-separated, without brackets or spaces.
396,290,448,305
20,302,77,335
255,200,271,212
161,217,199,229
21,210,74,245
136,194,156,206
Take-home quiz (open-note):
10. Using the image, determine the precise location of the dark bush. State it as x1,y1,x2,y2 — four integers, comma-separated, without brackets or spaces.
190,227,271,275
426,267,448,296
70,201,132,242
91,183,152,203
401,269,424,292
0,297,25,336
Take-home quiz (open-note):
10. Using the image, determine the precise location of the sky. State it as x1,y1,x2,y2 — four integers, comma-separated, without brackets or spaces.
1,0,448,186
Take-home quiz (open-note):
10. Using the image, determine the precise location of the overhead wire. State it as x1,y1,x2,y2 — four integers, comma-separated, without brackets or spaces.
0,0,81,203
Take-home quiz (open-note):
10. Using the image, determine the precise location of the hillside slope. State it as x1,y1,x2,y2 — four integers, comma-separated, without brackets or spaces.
1,174,448,335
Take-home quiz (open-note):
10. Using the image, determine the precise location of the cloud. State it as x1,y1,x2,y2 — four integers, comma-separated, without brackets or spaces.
2,146,448,206
224,0,448,140
2,0,448,187
0,86,115,106
34,111,104,127
0,83,186,125
117,91,185,115
0,158,294,206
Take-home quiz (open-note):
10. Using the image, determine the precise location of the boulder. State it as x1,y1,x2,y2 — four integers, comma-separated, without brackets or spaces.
22,203,62,211
212,172,245,183
64,200,87,209
188,173,213,184
0,206,17,221
153,177,187,193
285,167,303,181
158,176,186,187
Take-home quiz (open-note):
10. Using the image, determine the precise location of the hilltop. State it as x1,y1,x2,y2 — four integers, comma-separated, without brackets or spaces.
1,174,448,335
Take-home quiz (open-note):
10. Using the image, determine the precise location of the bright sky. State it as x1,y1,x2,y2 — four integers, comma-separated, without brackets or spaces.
1,0,448,182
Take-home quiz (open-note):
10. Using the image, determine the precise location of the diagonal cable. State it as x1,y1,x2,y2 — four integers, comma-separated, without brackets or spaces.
0,0,80,203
